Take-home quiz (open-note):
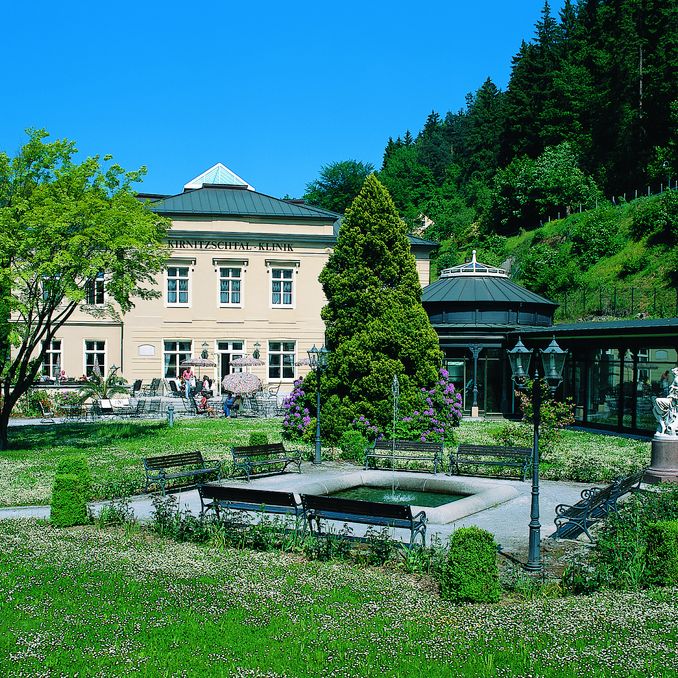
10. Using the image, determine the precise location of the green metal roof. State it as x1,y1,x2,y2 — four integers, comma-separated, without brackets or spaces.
422,275,557,306
151,186,340,221
517,317,678,337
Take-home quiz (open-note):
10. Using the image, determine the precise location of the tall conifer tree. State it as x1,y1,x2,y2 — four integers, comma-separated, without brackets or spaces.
318,175,442,439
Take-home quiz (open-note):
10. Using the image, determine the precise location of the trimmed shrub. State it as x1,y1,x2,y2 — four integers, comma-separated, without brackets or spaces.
587,486,678,591
56,454,92,500
646,520,678,586
249,431,269,447
438,527,501,603
338,430,368,462
51,473,89,527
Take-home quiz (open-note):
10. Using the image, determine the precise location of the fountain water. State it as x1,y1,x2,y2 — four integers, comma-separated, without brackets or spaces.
384,374,415,504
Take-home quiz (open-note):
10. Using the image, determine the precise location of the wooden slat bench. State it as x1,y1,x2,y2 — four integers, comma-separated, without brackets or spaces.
364,440,444,474
143,451,221,495
452,444,532,480
231,443,302,481
552,468,646,542
198,484,304,523
301,494,427,547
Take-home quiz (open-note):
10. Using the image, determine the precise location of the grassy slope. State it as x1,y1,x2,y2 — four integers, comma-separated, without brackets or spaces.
0,419,650,507
1,520,676,677
504,197,670,309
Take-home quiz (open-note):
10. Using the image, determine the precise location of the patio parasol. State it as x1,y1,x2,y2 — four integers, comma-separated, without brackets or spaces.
221,372,262,395
180,356,217,368
294,357,311,366
230,355,265,367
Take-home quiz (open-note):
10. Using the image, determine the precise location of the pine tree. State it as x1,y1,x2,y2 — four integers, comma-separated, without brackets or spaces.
417,111,452,184
317,175,442,440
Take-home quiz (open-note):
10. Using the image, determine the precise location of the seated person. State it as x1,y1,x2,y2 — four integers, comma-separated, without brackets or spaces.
223,393,239,418
198,394,216,416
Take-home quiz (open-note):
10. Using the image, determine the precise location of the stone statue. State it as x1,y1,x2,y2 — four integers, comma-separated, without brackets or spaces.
653,367,678,437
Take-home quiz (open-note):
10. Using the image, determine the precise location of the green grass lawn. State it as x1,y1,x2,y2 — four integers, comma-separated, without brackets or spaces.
1,520,675,677
0,418,650,507
1,418,289,507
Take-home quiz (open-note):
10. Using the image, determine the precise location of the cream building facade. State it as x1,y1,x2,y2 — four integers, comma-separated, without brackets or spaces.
40,165,436,392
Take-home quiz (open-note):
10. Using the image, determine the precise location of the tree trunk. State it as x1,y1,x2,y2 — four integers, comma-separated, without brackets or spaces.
0,404,11,451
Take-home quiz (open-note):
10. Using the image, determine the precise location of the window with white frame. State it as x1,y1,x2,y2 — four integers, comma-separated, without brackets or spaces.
163,340,192,378
219,267,242,305
85,272,105,306
268,341,295,380
84,340,106,377
271,268,294,306
166,266,190,305
42,340,62,378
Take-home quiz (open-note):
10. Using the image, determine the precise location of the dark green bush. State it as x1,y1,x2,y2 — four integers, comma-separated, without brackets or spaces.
646,520,678,586
56,454,92,500
338,430,368,462
51,473,89,527
249,431,269,446
569,486,678,592
438,527,501,603
630,191,678,244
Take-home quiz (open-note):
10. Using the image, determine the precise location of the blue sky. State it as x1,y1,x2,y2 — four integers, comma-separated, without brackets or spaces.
1,0,563,198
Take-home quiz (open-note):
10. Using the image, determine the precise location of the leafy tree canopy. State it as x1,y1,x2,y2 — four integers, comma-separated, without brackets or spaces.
303,159,374,214
0,129,170,448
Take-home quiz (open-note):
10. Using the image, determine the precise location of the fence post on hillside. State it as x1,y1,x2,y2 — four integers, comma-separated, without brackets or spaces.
635,189,638,199
648,186,651,196
613,287,617,316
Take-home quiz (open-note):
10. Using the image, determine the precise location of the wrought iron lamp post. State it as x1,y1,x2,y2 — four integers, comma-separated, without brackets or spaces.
507,335,567,571
308,344,329,464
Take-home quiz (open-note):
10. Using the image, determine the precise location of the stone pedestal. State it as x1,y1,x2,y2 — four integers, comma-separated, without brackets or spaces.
644,437,678,484
471,405,479,418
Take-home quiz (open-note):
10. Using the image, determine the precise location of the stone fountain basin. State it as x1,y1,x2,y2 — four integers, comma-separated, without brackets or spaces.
287,470,520,524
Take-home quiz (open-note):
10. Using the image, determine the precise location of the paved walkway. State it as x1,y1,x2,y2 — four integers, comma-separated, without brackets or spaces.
0,462,592,556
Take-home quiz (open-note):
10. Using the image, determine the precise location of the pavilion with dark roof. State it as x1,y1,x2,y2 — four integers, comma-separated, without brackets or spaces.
421,252,678,435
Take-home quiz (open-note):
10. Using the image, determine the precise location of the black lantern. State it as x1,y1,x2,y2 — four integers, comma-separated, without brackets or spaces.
541,336,568,393
252,341,261,360
201,342,209,360
506,334,567,573
507,337,532,386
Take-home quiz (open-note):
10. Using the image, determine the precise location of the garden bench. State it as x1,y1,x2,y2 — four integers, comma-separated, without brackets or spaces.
143,451,222,495
301,494,427,547
452,444,531,480
552,468,646,541
231,443,302,481
364,440,444,474
198,484,304,524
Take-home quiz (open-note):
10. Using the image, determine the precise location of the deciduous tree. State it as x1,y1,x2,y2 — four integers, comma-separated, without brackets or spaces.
0,129,170,448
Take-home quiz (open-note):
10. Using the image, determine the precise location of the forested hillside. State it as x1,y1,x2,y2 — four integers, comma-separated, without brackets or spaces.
303,0,678,317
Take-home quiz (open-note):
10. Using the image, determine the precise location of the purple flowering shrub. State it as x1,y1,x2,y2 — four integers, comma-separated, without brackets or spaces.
281,378,314,442
397,368,462,442
350,414,383,442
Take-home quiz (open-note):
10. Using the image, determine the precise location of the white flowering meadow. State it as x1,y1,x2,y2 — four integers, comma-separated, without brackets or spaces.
0,520,675,677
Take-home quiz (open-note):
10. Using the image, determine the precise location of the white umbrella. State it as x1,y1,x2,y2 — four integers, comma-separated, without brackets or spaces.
221,372,262,395
180,356,217,368
294,357,311,366
231,355,265,367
